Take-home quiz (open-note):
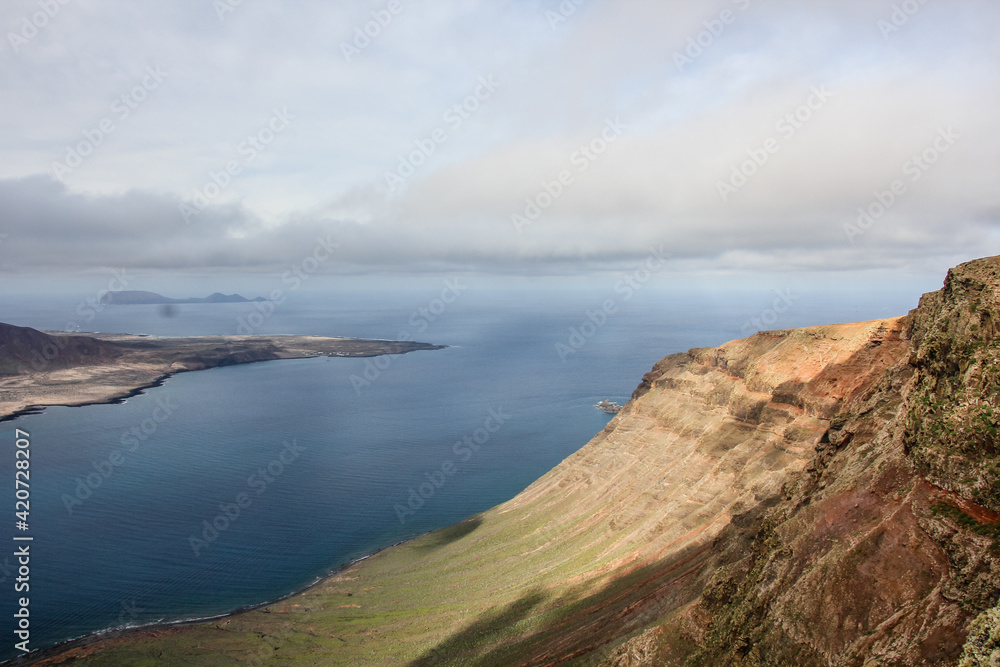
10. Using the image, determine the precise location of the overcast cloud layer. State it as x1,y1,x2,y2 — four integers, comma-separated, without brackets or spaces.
0,0,998,276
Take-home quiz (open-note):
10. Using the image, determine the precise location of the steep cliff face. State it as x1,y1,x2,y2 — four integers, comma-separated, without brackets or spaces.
612,257,1000,667
905,259,1000,510
43,257,1000,667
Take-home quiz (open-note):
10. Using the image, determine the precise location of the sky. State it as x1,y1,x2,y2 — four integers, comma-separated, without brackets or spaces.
0,0,998,288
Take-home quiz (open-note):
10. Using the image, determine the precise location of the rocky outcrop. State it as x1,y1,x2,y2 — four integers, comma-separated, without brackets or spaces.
905,259,1000,510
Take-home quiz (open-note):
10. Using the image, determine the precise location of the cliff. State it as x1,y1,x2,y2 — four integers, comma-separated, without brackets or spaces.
37,257,1000,666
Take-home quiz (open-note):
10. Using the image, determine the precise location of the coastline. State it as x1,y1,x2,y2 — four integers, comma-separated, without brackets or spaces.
0,374,172,423
0,329,449,664
14,534,428,666
0,330,446,422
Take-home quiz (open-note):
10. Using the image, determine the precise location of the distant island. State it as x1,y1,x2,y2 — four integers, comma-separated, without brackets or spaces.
100,290,266,305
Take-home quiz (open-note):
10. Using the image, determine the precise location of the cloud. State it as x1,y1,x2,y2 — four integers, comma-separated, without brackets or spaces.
0,0,998,276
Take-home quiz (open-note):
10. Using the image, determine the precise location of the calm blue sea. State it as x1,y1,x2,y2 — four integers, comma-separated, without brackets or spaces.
0,275,926,661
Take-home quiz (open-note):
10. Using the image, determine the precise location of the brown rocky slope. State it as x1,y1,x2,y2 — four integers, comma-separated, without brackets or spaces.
617,256,1000,666
37,256,1000,666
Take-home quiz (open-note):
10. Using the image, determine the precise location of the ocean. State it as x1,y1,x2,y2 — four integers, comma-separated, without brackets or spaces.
0,274,924,661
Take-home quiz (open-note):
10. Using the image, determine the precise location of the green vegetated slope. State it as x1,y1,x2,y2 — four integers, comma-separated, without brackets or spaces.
44,257,1000,667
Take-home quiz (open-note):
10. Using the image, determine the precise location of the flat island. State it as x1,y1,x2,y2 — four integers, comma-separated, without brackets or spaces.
0,322,444,421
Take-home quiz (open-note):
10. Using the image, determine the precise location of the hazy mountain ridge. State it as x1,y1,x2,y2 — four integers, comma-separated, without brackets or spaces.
99,291,265,305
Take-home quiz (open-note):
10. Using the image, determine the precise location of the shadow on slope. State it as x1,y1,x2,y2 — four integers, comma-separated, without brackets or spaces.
407,537,734,666
413,516,484,553
409,590,549,667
